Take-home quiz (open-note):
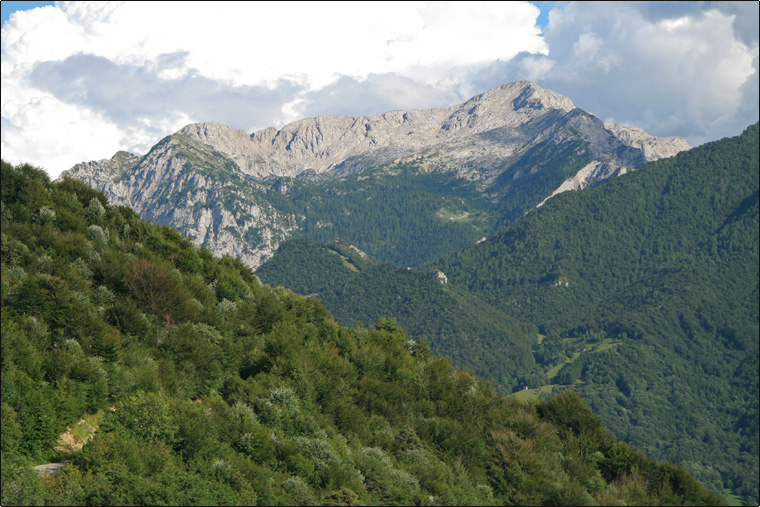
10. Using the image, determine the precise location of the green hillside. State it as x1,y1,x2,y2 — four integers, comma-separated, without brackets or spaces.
266,164,500,267
256,124,760,504
256,238,541,390
1,160,726,506
433,123,760,503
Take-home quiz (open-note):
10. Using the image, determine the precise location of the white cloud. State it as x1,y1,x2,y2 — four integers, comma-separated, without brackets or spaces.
2,1,547,178
555,4,757,145
1,1,757,178
470,2,758,146
296,73,463,119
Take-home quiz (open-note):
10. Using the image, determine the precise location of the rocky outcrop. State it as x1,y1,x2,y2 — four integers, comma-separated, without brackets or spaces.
537,161,628,208
64,135,300,268
606,124,691,162
532,124,690,207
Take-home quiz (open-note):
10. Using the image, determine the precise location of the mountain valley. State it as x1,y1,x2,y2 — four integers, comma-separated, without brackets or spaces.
34,81,760,504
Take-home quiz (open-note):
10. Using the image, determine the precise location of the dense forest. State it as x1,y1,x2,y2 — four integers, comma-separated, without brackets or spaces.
258,124,760,504
261,166,500,268
0,160,727,505
433,123,760,503
256,238,541,390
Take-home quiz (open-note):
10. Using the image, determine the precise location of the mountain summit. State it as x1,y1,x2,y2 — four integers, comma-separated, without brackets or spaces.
176,81,686,180
62,81,690,268
177,81,579,179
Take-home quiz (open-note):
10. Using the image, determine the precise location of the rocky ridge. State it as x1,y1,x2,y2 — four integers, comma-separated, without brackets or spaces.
178,81,578,179
67,135,300,267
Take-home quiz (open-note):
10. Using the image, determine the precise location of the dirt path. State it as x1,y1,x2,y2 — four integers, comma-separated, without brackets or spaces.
33,415,100,477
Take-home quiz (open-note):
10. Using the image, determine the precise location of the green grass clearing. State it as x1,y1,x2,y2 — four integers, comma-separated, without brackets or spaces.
327,249,359,272
721,489,745,506
436,207,470,222
546,351,582,381
512,384,555,402
544,337,622,381
595,338,622,352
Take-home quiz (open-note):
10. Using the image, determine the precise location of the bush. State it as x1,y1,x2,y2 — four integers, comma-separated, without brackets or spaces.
117,391,177,443
126,258,188,325
86,197,106,222
87,225,108,246
0,458,46,506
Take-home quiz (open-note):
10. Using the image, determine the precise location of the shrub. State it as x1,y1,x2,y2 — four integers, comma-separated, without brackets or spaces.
117,391,177,443
126,258,187,325
86,197,106,222
87,225,108,246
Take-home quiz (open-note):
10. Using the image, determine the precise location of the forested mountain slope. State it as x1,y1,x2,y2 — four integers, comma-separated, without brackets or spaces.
256,238,540,389
1,160,726,506
257,124,759,504
432,123,760,503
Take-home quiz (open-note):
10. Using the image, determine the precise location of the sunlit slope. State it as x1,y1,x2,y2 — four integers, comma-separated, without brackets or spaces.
1,160,726,505
433,123,760,502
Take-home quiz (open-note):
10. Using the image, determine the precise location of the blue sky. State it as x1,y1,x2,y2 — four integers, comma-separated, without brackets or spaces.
1,1,757,178
1,1,54,26
531,1,555,29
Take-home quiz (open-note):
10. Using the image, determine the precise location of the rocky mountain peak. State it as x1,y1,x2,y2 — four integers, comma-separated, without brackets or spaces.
174,81,583,179
469,81,576,115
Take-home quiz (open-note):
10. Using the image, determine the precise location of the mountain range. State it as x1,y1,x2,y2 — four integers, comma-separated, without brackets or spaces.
58,81,758,504
62,81,689,268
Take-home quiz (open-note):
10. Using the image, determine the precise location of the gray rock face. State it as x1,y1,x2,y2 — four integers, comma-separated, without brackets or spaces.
62,81,690,268
66,135,300,268
537,161,628,208
606,124,692,162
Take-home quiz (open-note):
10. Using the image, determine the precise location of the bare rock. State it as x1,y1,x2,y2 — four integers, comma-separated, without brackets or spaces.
606,124,690,161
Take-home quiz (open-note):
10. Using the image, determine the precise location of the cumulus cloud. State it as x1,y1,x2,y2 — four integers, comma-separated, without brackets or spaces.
1,1,757,178
28,53,304,144
1,1,546,177
470,2,758,146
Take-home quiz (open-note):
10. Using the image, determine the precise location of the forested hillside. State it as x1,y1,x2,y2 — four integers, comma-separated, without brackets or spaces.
433,123,760,503
264,166,500,267
257,124,760,504
256,239,541,389
0,160,726,506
